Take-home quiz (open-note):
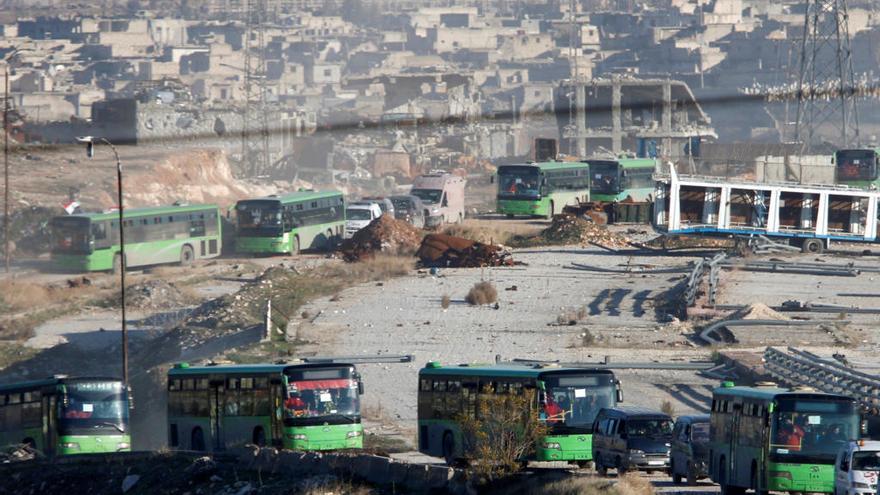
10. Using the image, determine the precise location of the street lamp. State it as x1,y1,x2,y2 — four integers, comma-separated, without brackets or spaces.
76,136,128,385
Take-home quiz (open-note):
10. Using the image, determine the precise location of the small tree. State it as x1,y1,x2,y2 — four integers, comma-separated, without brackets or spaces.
458,386,549,481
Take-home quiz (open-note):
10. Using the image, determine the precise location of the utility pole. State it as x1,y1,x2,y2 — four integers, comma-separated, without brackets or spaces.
4,66,9,273
241,0,271,177
794,0,860,150
567,0,577,156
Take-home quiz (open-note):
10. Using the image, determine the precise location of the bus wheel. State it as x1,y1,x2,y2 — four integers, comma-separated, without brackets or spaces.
802,238,824,254
191,427,206,451
751,463,767,495
112,254,124,275
180,245,195,266
442,432,455,466
252,427,266,447
616,456,628,475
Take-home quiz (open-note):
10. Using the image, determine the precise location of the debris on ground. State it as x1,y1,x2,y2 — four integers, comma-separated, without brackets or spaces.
512,213,630,249
416,234,516,267
466,281,498,305
126,280,190,310
727,302,790,321
340,215,423,262
643,234,733,250
0,444,40,463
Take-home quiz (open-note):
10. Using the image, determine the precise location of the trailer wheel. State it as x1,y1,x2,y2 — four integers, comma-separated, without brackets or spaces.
802,238,824,254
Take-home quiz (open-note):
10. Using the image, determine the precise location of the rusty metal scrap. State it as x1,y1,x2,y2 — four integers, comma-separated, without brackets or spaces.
416,234,516,267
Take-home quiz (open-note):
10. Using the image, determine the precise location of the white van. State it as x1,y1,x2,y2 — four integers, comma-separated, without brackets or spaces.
411,172,466,228
835,440,880,495
344,202,382,239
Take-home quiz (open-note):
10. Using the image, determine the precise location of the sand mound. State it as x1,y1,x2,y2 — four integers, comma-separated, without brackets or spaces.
727,302,789,321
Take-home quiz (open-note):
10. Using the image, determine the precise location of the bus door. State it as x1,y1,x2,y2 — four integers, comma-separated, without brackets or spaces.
42,394,57,455
209,380,224,451
270,378,284,446
730,401,745,483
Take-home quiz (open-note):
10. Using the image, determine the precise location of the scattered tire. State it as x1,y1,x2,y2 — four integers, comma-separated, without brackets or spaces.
180,245,195,266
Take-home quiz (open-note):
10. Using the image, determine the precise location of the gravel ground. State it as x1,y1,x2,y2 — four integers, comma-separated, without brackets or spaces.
295,245,720,434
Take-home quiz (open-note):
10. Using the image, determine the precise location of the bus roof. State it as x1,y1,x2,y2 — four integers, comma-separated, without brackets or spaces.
586,158,656,170
419,362,614,378
237,190,342,205
712,385,852,402
60,203,218,222
168,362,357,376
168,364,288,376
499,162,589,172
0,376,121,393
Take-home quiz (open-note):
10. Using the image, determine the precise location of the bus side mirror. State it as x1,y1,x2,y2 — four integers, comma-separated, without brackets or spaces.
358,381,364,395
616,381,623,402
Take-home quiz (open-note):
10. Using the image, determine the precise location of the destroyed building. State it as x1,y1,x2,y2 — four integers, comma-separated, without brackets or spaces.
559,77,717,160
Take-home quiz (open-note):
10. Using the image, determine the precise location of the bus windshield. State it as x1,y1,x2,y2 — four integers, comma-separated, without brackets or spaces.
284,378,359,421
51,217,92,254
497,166,541,199
589,161,620,195
58,382,128,432
853,452,880,471
770,399,858,461
346,208,373,221
411,189,442,204
836,150,878,181
236,200,282,236
542,374,616,431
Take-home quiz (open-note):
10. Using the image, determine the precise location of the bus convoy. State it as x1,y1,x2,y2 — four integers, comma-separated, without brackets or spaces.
0,361,873,495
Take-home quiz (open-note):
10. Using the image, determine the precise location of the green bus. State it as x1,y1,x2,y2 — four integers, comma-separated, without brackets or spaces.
834,148,880,188
234,191,345,255
417,362,622,466
709,383,860,495
50,203,222,273
587,158,656,203
167,362,365,452
0,376,131,455
496,162,591,218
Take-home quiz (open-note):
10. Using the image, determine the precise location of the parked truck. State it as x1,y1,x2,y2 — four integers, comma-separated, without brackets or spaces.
411,172,466,228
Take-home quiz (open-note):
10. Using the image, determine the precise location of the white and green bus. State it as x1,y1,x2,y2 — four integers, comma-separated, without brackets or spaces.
0,376,131,455
50,203,222,273
418,362,622,467
167,362,365,452
709,382,861,495
496,162,591,218
234,191,345,255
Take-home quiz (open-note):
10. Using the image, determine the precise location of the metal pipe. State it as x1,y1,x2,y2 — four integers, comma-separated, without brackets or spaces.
3,67,8,273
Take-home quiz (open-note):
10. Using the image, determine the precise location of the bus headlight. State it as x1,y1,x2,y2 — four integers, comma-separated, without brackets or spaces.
542,442,561,450
346,431,363,438
769,471,792,480
61,442,80,450
117,442,131,450
293,434,308,441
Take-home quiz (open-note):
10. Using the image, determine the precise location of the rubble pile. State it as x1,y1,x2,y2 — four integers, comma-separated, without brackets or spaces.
537,213,630,249
340,215,423,262
643,234,733,250
126,280,190,310
417,233,515,267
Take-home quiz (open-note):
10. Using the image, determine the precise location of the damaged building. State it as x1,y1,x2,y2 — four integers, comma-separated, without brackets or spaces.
559,77,717,160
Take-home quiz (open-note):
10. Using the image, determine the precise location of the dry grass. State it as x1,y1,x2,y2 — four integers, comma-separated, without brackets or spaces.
660,399,676,417
511,472,654,495
443,219,542,246
0,280,52,313
441,294,451,309
318,254,414,281
466,281,498,305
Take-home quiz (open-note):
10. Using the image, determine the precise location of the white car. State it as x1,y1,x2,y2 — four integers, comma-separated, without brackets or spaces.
344,203,382,239
835,440,880,495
